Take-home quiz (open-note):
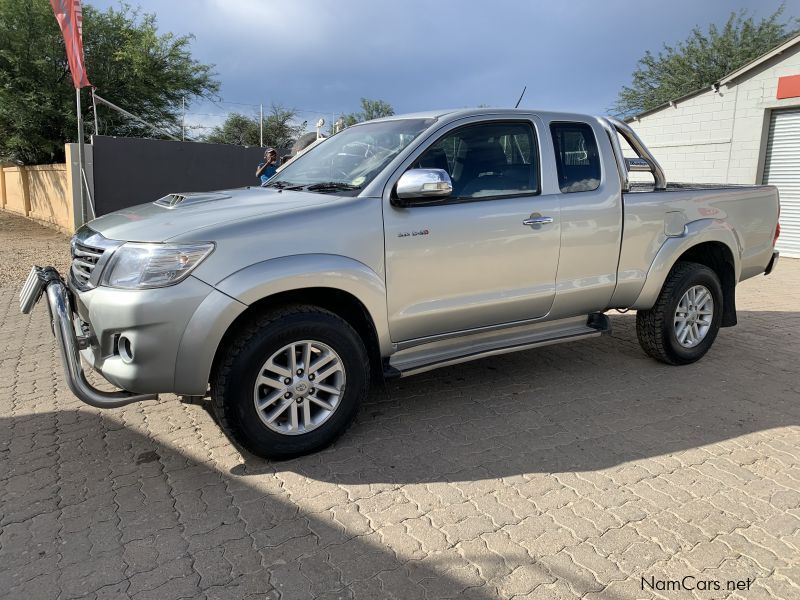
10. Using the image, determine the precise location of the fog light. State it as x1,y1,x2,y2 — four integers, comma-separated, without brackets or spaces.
118,335,134,363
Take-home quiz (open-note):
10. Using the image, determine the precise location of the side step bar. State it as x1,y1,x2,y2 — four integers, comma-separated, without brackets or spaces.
386,313,611,378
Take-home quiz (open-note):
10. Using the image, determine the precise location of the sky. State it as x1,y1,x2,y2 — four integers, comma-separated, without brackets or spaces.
88,0,800,136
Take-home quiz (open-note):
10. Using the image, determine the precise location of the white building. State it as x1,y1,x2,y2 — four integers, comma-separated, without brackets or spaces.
627,33,800,257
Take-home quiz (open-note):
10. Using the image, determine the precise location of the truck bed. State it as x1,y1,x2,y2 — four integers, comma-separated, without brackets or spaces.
627,181,765,193
615,181,780,305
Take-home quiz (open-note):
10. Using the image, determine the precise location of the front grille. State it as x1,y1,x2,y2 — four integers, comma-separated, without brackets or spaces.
71,241,105,289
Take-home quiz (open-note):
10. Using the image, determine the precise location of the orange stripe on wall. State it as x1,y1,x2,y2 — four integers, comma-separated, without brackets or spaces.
777,74,800,99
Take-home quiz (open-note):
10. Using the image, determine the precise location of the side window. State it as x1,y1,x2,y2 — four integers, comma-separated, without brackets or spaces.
414,122,539,199
550,122,601,193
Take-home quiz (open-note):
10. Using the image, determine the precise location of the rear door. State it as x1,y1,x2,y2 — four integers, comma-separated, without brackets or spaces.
383,118,561,342
546,120,623,317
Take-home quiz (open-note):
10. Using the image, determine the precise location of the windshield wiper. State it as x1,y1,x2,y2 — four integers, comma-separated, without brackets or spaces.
264,181,302,190
304,181,361,192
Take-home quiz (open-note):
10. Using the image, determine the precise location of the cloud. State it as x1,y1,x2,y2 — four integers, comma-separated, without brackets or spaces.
89,0,797,117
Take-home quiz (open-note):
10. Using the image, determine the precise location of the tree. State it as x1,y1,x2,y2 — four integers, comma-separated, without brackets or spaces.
338,113,361,130
262,105,306,149
203,113,260,146
613,6,800,118
204,105,305,149
359,98,394,121
0,1,219,164
336,97,395,132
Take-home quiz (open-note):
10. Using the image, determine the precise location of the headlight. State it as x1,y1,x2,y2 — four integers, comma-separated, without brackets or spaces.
101,242,214,289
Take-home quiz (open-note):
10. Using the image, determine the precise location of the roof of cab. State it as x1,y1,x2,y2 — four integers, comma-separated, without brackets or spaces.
368,107,602,125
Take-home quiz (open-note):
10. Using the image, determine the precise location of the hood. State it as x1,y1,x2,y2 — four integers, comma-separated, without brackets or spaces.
86,187,334,242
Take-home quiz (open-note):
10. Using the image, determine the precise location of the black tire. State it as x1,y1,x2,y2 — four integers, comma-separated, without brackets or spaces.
636,262,723,365
211,305,369,459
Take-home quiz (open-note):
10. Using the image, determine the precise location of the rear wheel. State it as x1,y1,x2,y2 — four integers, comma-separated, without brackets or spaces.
212,306,369,459
636,262,723,365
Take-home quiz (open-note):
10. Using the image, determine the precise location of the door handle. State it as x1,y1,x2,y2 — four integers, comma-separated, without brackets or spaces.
522,216,554,226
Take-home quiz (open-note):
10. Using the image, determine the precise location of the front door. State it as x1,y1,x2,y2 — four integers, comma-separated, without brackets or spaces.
384,120,561,342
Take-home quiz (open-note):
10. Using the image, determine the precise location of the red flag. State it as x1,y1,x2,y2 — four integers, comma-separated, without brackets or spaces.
50,0,91,88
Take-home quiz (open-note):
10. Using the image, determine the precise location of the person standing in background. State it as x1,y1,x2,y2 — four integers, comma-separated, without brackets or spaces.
256,148,279,186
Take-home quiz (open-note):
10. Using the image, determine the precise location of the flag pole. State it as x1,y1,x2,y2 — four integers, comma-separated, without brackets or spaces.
91,87,99,135
76,87,87,225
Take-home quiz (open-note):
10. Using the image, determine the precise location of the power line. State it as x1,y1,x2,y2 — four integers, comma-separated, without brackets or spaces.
185,111,338,120
209,98,260,108
184,111,240,118
205,97,346,118
295,108,341,116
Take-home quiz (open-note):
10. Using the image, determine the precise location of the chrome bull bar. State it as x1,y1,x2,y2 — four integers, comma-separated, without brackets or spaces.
19,266,158,408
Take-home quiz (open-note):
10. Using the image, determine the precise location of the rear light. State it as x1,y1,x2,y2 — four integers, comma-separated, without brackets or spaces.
774,204,781,246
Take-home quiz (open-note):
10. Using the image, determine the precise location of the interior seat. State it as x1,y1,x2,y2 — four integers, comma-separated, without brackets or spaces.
455,140,509,197
415,147,450,174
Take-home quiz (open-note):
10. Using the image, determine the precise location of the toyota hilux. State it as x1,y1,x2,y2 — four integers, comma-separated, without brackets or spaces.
20,109,781,458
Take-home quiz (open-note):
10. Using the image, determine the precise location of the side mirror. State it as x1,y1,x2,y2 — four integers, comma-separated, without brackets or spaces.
393,168,453,206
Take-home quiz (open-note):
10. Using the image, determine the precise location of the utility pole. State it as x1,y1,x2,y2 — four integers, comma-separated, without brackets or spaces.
182,96,186,141
260,103,264,147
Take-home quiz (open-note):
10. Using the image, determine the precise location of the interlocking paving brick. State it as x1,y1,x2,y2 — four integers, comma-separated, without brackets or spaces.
1,210,799,599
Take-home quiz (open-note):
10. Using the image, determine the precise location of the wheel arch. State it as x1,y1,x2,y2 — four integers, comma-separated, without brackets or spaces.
632,220,741,327
210,286,384,388
174,255,391,396
672,241,737,327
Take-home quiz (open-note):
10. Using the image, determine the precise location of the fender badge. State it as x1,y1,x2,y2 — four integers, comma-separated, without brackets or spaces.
398,229,430,238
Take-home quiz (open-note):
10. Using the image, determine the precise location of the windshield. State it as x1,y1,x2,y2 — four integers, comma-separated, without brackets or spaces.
267,118,435,194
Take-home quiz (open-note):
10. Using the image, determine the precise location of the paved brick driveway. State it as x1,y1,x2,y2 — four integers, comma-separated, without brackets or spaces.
1,212,799,599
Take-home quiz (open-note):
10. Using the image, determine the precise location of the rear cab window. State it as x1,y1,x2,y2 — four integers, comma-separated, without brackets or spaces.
550,122,601,193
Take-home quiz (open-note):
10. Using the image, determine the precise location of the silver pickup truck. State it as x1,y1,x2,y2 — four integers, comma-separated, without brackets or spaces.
20,109,780,458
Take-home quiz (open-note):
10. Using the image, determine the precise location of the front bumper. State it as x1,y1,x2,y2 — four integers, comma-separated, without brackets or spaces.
19,266,157,408
70,272,215,394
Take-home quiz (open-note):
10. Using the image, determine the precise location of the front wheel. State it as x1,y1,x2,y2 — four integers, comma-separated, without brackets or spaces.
211,306,369,459
636,262,723,365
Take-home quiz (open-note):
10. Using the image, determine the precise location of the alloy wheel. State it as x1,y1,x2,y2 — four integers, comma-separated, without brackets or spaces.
253,340,346,435
674,285,714,348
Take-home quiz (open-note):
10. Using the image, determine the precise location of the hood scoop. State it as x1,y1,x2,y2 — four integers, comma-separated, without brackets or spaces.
154,192,231,209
